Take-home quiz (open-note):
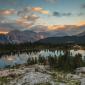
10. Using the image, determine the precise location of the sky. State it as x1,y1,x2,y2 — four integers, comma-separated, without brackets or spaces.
0,0,85,33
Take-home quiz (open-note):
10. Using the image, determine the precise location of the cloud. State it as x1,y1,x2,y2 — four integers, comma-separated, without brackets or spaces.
29,24,85,36
39,10,49,14
16,18,34,28
0,15,34,32
23,14,39,21
0,22,26,32
81,4,85,9
76,21,85,26
53,12,61,17
17,7,32,17
0,31,8,34
48,25,65,30
63,25,85,35
62,13,72,16
53,11,72,17
39,22,85,32
30,25,48,32
0,16,7,22
78,13,85,16
17,7,49,17
46,24,85,35
53,11,85,17
32,7,49,14
0,9,15,15
32,7,42,12
45,0,57,3
16,6,49,28
17,7,39,28
0,15,26,32
0,6,49,32
16,14,39,28
47,25,77,31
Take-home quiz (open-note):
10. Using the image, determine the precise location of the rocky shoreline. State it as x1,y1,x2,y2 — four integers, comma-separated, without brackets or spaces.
0,65,84,85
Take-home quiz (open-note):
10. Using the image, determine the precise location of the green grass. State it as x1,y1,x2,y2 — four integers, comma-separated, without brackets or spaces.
34,82,51,85
0,77,10,85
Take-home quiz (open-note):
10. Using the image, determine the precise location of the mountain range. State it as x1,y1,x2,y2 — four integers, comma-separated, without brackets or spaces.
7,30,40,43
37,36,85,44
0,30,85,44
0,34,10,44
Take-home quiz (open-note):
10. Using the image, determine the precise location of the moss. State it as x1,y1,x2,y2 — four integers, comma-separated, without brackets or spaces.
34,82,51,85
0,77,9,84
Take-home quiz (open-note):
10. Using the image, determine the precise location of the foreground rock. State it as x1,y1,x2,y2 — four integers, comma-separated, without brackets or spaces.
10,72,53,85
0,65,84,85
80,78,85,85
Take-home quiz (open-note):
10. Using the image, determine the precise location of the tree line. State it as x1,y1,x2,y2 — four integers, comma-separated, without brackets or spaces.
26,51,85,72
0,42,85,53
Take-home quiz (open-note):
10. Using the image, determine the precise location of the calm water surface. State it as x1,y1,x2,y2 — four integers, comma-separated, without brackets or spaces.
0,49,85,68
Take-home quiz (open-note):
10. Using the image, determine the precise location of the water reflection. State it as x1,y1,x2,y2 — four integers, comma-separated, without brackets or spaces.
0,49,85,68
70,50,85,60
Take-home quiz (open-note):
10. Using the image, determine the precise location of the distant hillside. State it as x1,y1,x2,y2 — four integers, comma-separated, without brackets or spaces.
7,30,68,43
77,31,85,36
0,30,85,44
7,30,43,43
39,30,68,38
37,35,85,44
0,34,10,44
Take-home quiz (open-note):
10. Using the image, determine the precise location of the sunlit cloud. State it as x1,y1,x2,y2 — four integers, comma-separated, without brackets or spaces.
31,25,48,32
16,14,39,28
17,6,49,17
0,2,84,34
16,19,34,28
48,25,65,30
0,9,15,15
23,14,39,21
76,21,85,26
40,10,49,14
16,6,49,28
32,7,49,14
0,22,26,32
0,31,8,34
32,7,42,12
46,24,85,31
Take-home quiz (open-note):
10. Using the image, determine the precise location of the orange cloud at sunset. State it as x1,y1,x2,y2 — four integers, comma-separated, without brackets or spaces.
48,25,65,30
77,21,85,26
32,7,42,12
0,9,15,15
47,23,85,31
32,7,49,14
40,10,49,14
16,18,27,24
16,14,39,28
0,31,8,34
16,18,34,28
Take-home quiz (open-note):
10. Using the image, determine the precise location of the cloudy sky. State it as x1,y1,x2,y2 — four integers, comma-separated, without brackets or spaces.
0,0,85,34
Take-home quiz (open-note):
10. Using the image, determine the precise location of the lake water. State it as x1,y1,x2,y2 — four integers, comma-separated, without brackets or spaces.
0,49,85,68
